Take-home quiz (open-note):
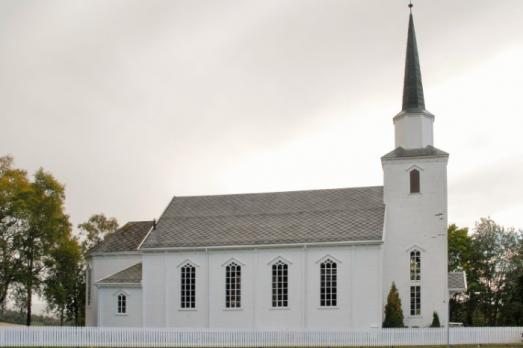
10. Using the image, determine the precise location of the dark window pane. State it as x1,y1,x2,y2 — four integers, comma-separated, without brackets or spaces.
410,169,420,193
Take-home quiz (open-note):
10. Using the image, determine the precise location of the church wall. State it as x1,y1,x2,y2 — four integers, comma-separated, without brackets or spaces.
167,252,209,327
350,246,383,328
305,246,382,329
86,253,142,326
98,287,142,327
252,248,304,329
142,244,382,329
142,252,167,327
382,156,448,327
208,250,255,328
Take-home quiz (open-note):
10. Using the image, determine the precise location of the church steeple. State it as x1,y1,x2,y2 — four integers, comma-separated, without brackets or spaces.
392,3,435,150
402,11,425,112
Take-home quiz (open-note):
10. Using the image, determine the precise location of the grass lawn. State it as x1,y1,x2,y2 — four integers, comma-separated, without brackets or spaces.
377,346,523,348
4,345,523,348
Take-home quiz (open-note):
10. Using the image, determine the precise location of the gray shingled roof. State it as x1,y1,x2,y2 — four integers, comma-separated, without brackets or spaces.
97,263,142,285
449,272,467,292
141,186,385,249
382,145,448,160
89,221,153,254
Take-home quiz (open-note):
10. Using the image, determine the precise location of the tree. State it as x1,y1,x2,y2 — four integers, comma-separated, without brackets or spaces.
78,214,118,254
0,156,31,308
74,214,117,325
17,168,70,325
499,237,523,325
43,235,83,325
383,282,404,328
1,156,90,325
448,224,472,272
65,265,85,326
448,223,474,324
471,218,521,326
448,219,522,326
430,311,441,327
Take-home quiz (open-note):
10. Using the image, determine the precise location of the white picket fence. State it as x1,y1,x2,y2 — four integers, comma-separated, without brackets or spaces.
0,327,522,347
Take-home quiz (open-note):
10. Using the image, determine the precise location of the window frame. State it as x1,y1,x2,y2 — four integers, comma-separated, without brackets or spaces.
116,293,127,315
180,263,196,309
410,169,421,194
320,259,337,308
410,250,421,281
272,260,289,308
225,262,242,309
410,285,421,316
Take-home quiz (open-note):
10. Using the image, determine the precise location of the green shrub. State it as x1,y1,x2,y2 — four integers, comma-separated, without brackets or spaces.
431,311,441,327
383,282,405,328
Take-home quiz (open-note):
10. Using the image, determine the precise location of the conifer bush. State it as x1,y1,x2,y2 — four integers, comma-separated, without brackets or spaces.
430,311,441,327
383,282,405,328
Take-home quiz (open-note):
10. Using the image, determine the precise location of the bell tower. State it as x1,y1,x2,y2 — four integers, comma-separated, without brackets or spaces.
381,3,449,328
393,6,435,150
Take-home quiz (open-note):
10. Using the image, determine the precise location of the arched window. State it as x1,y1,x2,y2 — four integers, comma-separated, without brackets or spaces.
320,259,337,307
410,250,421,281
225,262,241,308
272,261,288,308
409,250,421,316
410,169,420,193
117,293,126,314
180,263,196,308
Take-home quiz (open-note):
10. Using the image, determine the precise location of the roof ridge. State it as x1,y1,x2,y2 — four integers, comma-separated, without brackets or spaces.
171,185,383,199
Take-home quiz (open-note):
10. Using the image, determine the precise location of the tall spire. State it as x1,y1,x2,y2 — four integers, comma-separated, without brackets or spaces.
402,4,426,112
392,2,435,150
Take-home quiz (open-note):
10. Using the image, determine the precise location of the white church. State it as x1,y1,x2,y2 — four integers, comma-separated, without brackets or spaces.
85,8,466,329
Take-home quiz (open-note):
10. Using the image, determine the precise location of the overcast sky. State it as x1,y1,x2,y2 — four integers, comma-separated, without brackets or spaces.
2,0,523,239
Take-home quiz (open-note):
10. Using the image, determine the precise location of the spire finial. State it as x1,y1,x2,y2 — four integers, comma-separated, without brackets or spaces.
408,1,413,13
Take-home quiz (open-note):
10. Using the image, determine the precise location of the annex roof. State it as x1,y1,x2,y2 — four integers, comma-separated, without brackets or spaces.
140,186,385,249
88,221,154,254
97,263,142,285
448,271,467,293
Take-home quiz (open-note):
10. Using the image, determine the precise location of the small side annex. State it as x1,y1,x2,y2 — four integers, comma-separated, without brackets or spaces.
96,263,143,327
85,221,153,327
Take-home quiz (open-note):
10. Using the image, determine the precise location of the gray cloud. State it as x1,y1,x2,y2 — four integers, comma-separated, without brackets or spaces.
1,0,523,233
449,157,523,228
